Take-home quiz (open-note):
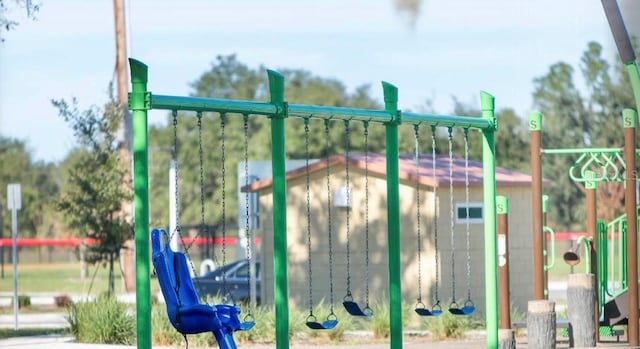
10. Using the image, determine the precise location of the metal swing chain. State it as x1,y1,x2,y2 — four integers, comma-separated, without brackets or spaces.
220,113,228,301
447,127,456,303
431,125,440,305
414,124,424,305
324,119,336,315
344,120,352,300
304,118,315,318
463,129,472,303
243,114,254,318
363,121,371,310
170,111,182,244
187,111,210,299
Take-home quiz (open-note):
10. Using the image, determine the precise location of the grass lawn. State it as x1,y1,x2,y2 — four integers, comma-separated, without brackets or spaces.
0,327,69,339
0,262,159,296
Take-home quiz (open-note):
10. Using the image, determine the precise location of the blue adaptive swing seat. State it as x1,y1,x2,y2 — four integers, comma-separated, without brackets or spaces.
151,228,253,349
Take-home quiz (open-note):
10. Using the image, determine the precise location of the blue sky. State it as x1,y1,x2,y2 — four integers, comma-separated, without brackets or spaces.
0,0,614,163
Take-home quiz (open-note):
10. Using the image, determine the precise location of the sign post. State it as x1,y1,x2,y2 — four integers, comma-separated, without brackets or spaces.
7,183,21,331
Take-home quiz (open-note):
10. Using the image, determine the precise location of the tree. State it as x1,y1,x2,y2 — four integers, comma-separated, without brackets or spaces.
0,136,58,238
532,41,636,230
0,0,38,41
53,95,132,296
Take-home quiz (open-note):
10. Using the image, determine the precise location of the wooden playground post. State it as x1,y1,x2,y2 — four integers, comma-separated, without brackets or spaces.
585,170,600,342
623,108,638,346
497,196,515,349
529,112,545,300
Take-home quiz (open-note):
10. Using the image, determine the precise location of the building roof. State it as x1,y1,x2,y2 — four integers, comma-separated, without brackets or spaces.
245,153,535,192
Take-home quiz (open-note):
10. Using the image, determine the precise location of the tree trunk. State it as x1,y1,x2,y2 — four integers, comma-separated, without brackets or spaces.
567,273,596,348
498,328,516,349
527,300,555,349
108,253,115,297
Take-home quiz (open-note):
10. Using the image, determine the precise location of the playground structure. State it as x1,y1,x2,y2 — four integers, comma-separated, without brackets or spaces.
128,58,499,349
528,0,640,345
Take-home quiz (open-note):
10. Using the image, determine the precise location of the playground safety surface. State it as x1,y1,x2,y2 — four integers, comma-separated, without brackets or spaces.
2,335,640,349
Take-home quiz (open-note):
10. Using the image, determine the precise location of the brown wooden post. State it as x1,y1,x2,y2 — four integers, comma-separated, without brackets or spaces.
497,196,515,349
584,170,600,342
529,112,545,300
527,300,556,349
623,108,638,346
542,194,549,299
567,273,596,348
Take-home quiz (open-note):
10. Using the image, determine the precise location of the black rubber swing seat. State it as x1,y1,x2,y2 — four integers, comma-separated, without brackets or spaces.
449,300,475,316
461,300,476,315
343,297,373,317
305,314,338,330
415,302,442,317
151,229,254,349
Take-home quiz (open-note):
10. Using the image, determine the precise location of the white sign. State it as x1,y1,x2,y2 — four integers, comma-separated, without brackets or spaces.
7,183,21,211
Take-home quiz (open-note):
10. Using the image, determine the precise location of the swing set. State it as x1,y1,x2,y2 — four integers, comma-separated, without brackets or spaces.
129,59,500,349
413,126,476,317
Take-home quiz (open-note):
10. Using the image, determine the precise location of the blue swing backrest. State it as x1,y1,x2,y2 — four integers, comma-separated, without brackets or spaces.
151,228,251,349
152,228,220,334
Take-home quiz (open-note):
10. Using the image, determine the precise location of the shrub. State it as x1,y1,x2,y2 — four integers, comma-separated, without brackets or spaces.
54,295,73,308
67,295,135,344
425,311,476,340
369,301,412,338
11,295,31,308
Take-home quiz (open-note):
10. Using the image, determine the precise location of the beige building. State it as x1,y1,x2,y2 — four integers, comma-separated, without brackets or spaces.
247,153,536,316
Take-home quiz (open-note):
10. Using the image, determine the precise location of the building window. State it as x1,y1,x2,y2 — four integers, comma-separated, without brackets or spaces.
456,203,483,224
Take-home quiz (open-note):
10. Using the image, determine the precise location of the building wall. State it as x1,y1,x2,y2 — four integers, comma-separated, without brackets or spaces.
257,165,534,317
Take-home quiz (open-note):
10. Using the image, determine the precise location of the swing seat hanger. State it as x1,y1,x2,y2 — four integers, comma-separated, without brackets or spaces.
305,313,339,330
414,300,442,317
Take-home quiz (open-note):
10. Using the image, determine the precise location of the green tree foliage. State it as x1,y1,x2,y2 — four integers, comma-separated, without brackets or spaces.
52,96,132,296
532,41,637,230
0,0,38,41
0,136,59,238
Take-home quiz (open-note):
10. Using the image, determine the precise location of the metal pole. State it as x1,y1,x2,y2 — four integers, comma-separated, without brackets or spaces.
623,108,638,346
529,112,545,300
382,81,402,349
585,170,599,343
11,207,18,330
497,196,511,329
128,58,151,349
480,91,498,349
267,70,289,349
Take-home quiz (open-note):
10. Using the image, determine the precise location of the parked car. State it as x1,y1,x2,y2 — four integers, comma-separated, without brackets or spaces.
193,259,261,304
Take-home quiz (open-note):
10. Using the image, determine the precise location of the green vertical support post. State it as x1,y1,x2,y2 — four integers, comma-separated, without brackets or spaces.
480,91,498,349
627,63,640,112
382,81,402,349
267,70,289,349
596,219,607,310
621,220,628,289
128,58,151,349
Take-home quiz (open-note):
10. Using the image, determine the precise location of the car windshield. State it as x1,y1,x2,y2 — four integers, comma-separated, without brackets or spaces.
199,260,259,278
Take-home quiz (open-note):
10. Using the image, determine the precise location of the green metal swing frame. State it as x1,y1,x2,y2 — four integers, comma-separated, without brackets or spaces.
128,58,499,349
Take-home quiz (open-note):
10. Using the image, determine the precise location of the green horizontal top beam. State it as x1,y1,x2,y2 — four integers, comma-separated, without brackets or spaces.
402,111,494,130
287,103,393,123
150,94,494,129
541,147,633,155
151,94,280,116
